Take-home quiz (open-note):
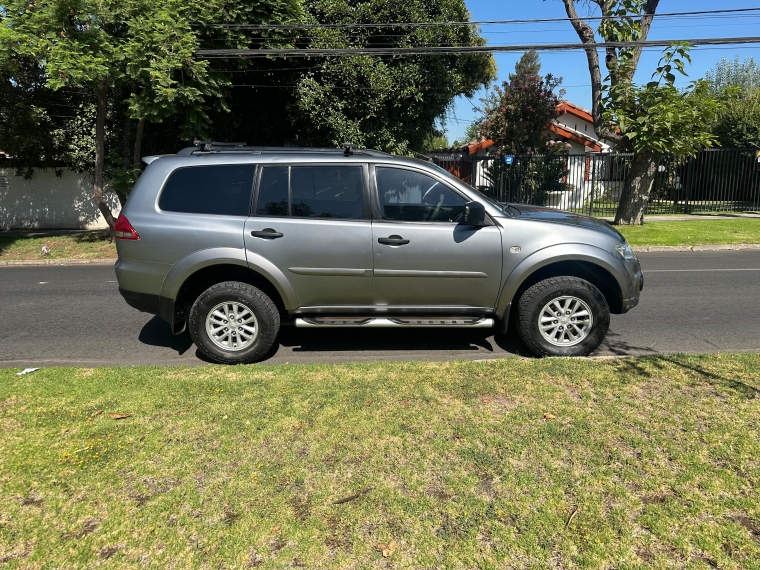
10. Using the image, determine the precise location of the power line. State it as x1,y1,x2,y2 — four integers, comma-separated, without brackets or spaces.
196,36,760,58
203,8,760,30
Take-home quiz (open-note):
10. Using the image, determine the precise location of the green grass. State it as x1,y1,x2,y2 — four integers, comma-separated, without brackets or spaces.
2,355,760,568
619,219,760,247
0,232,115,261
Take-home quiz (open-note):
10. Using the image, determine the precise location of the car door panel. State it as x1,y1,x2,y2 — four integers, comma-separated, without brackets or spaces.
245,164,373,308
370,165,503,309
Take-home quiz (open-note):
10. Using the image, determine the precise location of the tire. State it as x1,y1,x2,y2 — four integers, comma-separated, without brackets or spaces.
188,281,280,364
516,276,610,357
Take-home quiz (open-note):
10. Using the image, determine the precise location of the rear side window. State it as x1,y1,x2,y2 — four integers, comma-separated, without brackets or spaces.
159,164,256,216
257,165,364,219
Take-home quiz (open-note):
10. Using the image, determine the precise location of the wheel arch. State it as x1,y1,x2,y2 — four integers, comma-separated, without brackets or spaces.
496,244,628,319
159,248,299,330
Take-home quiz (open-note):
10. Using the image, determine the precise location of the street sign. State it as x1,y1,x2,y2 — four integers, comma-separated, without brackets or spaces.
504,155,514,165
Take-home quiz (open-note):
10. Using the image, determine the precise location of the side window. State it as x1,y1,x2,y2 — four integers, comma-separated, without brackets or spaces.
159,164,255,216
257,166,289,216
257,165,364,219
375,167,466,222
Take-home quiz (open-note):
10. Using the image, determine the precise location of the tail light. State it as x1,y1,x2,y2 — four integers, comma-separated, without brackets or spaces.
114,215,140,240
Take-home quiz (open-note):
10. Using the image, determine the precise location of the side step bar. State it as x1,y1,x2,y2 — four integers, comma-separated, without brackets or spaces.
295,317,494,328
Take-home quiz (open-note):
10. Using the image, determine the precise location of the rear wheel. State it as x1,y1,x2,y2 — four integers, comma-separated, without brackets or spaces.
188,281,280,364
516,276,610,357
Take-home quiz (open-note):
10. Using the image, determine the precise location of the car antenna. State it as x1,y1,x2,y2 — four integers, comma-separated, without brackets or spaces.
344,143,357,156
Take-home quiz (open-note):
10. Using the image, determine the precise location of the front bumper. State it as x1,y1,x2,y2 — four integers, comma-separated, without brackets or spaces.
620,264,643,313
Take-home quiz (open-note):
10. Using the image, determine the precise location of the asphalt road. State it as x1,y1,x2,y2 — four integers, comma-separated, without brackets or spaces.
1,250,759,368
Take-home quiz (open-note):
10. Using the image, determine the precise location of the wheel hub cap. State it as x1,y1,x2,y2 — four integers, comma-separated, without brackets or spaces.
205,301,259,352
538,296,593,347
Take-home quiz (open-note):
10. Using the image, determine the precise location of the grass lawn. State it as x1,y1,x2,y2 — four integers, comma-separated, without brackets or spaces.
0,232,115,261
619,219,760,247
2,355,760,569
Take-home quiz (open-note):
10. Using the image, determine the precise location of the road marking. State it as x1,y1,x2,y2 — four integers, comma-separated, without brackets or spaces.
645,268,760,273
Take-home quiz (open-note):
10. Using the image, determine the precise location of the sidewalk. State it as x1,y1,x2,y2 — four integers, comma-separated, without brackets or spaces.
600,213,760,222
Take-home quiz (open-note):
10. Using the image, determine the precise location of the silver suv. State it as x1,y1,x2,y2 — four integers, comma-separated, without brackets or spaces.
115,143,643,364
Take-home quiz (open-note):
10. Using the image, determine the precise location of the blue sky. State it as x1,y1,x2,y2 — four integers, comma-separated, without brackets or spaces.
447,0,760,143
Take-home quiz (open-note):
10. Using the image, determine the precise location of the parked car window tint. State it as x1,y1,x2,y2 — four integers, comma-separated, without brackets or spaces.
257,165,364,219
257,166,289,216
290,166,363,219
159,164,255,216
376,167,466,222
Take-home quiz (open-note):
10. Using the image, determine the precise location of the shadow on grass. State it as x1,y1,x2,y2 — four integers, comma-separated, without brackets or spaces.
614,354,759,399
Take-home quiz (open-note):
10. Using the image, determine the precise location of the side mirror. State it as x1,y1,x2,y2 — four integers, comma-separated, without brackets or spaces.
463,201,486,226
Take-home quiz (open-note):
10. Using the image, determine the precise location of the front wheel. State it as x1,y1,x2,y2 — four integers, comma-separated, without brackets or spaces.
188,281,280,364
516,276,610,357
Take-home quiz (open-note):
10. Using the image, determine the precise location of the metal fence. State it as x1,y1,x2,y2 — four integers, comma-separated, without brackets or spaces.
433,148,760,217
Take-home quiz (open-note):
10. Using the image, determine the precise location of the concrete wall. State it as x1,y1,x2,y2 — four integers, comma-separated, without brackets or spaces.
0,168,121,230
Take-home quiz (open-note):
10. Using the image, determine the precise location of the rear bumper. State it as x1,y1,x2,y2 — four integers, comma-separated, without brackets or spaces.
119,288,160,315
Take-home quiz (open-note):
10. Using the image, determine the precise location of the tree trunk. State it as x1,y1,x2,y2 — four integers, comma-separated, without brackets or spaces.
93,82,117,236
133,117,145,169
117,116,131,208
614,151,659,225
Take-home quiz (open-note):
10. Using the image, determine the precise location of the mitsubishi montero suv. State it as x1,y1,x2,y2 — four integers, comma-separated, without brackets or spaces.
114,143,643,363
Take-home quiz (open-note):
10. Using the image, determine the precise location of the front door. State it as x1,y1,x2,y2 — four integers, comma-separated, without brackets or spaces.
244,163,373,308
370,165,503,310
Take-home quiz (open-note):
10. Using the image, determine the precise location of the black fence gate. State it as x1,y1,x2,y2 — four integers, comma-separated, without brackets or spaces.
432,148,760,217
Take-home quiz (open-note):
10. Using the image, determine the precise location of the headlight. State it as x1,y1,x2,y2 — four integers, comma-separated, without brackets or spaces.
615,242,638,261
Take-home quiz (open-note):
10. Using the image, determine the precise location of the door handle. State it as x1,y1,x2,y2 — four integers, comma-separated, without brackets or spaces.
251,228,283,239
378,235,410,246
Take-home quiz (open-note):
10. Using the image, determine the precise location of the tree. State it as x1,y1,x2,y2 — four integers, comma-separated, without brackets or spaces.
713,88,760,148
481,73,564,155
1,0,300,230
705,56,760,94
559,0,724,225
280,0,496,153
509,50,541,82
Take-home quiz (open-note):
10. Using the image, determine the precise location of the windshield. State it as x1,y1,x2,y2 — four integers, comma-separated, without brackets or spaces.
429,163,507,213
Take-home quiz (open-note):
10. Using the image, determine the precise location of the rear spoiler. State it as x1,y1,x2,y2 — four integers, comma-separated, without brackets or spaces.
142,155,171,165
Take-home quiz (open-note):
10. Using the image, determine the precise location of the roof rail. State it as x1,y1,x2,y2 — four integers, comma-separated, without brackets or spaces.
174,142,393,158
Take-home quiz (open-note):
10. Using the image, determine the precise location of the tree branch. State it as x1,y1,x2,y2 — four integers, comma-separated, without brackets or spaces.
561,0,622,142
627,0,660,78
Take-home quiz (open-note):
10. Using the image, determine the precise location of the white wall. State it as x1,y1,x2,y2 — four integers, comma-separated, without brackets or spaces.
0,168,121,230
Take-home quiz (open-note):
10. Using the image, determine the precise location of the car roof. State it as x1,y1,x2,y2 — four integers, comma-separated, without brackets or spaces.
142,144,434,170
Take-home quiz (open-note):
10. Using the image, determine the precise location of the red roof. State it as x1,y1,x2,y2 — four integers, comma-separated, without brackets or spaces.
455,101,601,154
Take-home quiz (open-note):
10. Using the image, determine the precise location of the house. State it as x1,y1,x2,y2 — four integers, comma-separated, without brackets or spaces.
428,102,620,209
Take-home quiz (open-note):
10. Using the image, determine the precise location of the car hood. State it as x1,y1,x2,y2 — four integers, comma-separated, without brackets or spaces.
509,204,626,241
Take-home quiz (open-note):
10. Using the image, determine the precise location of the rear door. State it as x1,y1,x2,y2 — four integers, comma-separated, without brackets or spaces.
244,163,373,308
370,165,503,310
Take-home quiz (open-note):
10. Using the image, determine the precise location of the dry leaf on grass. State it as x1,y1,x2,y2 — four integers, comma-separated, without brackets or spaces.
109,413,131,420
376,540,397,558
481,398,492,403
543,413,556,419
92,410,103,416
271,525,280,534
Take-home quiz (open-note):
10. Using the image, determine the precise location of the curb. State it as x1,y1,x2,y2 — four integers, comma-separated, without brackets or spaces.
633,243,760,252
0,258,117,267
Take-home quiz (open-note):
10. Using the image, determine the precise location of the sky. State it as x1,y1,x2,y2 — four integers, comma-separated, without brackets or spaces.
446,0,760,143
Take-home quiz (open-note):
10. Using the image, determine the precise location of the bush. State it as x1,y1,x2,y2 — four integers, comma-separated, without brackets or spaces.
713,89,760,148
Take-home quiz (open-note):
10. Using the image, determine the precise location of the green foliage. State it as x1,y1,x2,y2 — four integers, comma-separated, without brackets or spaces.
704,56,760,95
481,73,565,155
602,42,724,156
713,89,760,148
288,0,496,153
508,50,541,82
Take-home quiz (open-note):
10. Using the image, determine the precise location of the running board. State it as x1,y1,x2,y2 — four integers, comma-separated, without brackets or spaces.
295,317,494,328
